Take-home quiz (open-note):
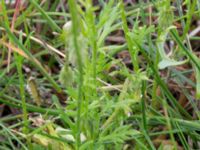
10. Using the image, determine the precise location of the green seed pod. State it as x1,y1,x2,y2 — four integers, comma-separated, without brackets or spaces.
59,65,74,87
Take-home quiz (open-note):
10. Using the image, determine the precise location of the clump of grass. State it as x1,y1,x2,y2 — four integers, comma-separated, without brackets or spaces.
0,0,200,149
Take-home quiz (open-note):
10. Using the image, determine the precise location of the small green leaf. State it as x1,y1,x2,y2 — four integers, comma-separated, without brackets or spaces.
158,59,187,69
195,67,200,99
157,26,187,70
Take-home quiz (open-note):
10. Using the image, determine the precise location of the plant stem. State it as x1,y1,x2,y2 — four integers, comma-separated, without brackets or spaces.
119,0,139,72
14,53,29,134
68,1,84,149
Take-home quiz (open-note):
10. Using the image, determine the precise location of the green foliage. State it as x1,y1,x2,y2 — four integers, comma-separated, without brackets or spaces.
1,0,200,149
157,0,174,30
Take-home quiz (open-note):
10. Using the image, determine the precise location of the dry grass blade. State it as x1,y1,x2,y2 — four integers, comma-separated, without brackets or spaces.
0,27,65,58
0,40,42,66
7,0,22,72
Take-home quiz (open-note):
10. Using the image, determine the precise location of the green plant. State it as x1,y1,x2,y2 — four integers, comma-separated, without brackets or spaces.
0,0,200,149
